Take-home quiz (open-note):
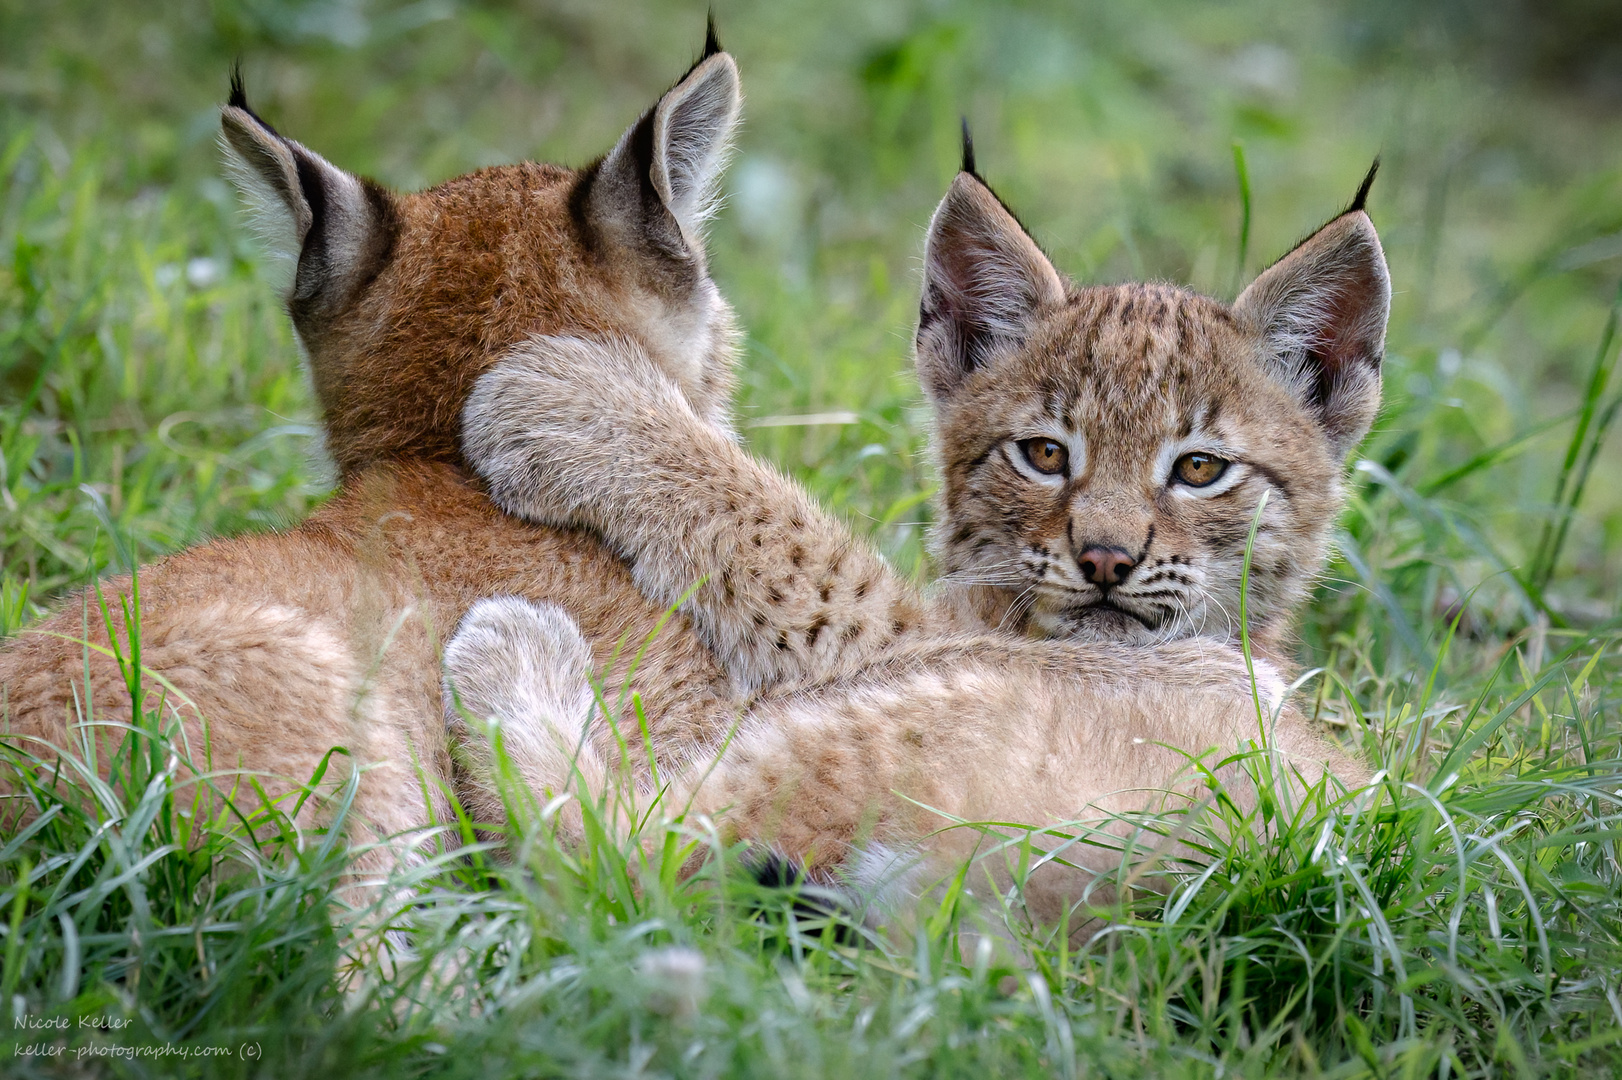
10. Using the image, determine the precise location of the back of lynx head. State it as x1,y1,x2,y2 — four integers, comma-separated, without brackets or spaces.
217,37,742,477
918,151,1389,656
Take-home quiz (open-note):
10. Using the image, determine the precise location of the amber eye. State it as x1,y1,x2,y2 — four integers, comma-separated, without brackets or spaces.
1019,438,1069,476
1173,452,1230,488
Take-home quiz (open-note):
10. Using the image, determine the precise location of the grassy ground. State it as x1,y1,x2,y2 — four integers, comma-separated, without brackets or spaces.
2,0,1621,1075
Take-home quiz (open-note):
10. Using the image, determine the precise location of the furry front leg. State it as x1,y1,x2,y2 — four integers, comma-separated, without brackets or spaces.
464,335,944,694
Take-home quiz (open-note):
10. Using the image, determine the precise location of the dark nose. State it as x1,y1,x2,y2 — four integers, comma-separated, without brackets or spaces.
1078,546,1137,588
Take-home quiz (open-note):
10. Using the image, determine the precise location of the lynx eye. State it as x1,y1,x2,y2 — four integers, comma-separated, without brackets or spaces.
1173,452,1230,488
1019,438,1069,476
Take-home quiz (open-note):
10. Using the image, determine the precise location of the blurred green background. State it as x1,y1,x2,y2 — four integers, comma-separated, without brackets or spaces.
3,6,1622,1070
1,0,1620,668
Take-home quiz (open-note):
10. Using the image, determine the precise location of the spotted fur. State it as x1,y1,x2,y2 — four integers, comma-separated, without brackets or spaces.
445,591,1349,936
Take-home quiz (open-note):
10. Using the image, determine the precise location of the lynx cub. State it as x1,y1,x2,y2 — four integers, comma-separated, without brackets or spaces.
0,46,754,886
447,143,1388,920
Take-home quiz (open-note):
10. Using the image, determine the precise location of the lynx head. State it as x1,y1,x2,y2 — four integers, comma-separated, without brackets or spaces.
918,151,1389,656
219,34,742,477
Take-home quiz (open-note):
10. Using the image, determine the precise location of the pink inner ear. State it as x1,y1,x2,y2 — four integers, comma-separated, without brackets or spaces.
916,174,1069,399
938,232,1002,313
1318,280,1363,374
1318,252,1387,377
1235,210,1389,453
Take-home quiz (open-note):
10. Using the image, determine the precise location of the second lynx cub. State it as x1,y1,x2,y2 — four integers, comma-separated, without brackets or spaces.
446,142,1387,919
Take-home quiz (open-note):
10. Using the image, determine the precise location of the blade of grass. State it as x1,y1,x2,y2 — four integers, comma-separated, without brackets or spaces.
1419,406,1576,497
1231,141,1252,296
1530,275,1622,590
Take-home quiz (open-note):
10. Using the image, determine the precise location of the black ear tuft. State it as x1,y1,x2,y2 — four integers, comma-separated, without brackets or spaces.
229,60,248,110
226,63,281,137
703,9,722,58
1349,157,1380,214
960,116,977,177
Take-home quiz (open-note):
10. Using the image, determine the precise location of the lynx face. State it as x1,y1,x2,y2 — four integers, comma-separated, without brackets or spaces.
917,166,1389,655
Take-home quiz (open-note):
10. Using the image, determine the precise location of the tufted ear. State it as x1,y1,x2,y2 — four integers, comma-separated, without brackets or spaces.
582,35,742,263
915,164,1066,402
1233,174,1390,458
218,70,398,325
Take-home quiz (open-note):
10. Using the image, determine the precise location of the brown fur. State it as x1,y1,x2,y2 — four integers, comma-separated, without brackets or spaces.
453,332,1370,932
0,462,734,872
311,162,734,476
0,54,750,890
464,171,1388,696
4,47,1381,934
933,282,1338,657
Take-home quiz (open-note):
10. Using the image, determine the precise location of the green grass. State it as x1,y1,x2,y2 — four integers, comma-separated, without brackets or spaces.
2,597,1619,1076
3,0,1622,1075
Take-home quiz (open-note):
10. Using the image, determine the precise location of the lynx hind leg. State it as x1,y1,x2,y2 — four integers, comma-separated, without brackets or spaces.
442,597,605,827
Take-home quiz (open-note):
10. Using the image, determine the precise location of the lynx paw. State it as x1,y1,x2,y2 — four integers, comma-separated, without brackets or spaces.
462,336,691,529
443,596,596,750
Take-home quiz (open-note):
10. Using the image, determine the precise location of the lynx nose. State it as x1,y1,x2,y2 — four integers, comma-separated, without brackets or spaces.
1077,546,1136,588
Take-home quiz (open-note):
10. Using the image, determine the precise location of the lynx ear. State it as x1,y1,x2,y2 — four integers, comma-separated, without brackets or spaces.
219,72,397,321
1233,203,1390,457
586,47,742,261
916,171,1066,401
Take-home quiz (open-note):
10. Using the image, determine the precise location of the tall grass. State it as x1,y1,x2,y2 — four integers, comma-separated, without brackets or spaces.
1,596,1618,1076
